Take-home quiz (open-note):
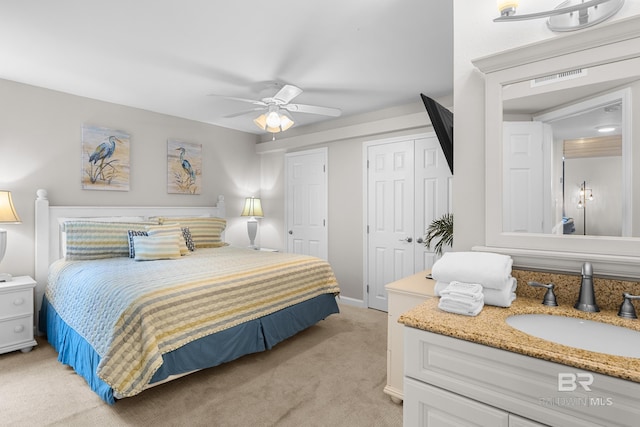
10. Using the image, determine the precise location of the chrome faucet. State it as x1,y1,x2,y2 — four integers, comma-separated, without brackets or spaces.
574,262,600,312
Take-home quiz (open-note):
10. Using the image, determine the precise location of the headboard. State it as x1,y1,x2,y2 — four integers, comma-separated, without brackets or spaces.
33,188,226,327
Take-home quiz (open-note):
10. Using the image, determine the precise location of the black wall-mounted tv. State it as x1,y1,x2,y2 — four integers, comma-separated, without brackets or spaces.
420,94,453,174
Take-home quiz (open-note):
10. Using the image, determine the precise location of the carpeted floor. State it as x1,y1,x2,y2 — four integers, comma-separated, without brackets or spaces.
0,303,402,427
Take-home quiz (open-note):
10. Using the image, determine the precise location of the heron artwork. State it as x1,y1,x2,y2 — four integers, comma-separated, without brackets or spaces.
168,140,201,194
176,147,196,185
88,136,122,182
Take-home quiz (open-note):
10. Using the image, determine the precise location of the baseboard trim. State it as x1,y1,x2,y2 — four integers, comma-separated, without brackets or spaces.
337,296,366,308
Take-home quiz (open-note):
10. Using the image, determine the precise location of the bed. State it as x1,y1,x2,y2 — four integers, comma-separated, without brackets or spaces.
34,190,340,404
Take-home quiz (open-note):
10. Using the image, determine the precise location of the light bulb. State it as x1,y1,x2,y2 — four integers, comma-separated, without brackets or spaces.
266,111,281,128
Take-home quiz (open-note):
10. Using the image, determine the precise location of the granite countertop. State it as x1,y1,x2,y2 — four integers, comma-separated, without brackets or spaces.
399,297,640,383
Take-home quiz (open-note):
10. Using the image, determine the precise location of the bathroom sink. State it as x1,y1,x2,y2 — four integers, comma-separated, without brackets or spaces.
506,314,640,358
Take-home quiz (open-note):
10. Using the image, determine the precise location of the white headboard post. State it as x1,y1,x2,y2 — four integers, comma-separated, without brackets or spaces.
34,189,226,333
34,189,50,332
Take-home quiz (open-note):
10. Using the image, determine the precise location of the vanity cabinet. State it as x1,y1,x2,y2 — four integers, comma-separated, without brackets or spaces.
404,326,640,427
384,271,434,403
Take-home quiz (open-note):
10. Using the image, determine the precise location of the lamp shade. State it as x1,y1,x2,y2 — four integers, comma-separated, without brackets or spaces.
240,197,263,218
0,191,21,223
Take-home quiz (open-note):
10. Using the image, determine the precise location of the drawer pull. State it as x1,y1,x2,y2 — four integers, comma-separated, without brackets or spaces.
13,298,25,306
14,325,25,333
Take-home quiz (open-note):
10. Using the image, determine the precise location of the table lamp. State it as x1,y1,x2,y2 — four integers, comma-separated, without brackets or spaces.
240,197,263,249
0,190,21,282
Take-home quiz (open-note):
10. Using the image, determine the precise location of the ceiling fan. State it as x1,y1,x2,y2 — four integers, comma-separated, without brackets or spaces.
218,84,342,133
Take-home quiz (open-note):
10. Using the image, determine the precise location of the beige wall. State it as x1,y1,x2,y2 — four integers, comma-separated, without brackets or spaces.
0,79,260,278
452,1,640,252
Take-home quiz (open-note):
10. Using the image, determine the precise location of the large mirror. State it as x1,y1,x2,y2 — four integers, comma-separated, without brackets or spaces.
502,80,636,237
474,16,640,279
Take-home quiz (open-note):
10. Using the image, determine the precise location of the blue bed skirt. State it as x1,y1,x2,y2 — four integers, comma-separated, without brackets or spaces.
39,294,339,404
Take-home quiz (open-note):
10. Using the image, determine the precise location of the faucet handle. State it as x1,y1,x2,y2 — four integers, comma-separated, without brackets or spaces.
528,281,558,307
618,293,640,319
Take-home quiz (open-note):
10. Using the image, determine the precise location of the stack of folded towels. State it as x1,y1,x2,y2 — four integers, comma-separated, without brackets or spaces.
432,251,517,315
437,281,484,316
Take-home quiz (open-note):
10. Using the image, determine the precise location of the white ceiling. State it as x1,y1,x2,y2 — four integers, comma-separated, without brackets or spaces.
0,1,453,135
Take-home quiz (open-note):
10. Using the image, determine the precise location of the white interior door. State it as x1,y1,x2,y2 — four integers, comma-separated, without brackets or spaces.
366,140,415,311
414,136,453,271
285,148,328,259
503,121,545,233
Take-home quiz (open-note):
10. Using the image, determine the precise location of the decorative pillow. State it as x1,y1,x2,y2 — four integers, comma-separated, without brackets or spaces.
64,221,157,260
158,217,227,248
146,223,189,255
182,227,195,251
127,230,148,258
132,235,181,261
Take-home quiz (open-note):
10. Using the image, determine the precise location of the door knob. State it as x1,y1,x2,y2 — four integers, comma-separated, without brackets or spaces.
399,237,413,243
416,237,424,244
288,230,293,235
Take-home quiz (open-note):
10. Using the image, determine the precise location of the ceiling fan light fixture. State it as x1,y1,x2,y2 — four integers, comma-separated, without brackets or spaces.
253,108,295,133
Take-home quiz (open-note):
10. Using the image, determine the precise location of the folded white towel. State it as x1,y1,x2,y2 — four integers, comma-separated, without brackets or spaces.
431,251,514,290
483,277,518,307
435,278,518,307
438,296,484,316
439,281,483,300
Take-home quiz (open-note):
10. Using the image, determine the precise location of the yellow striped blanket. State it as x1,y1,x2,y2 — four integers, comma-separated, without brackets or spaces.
46,246,340,398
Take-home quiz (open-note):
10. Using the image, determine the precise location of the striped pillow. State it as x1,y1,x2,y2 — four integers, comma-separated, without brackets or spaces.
132,235,181,261
158,217,227,248
146,223,189,255
64,221,157,260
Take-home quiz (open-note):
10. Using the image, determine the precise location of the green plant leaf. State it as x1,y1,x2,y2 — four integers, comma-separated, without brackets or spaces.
424,213,453,255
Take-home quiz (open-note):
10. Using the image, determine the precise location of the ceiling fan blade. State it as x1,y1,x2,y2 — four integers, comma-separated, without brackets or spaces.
208,95,266,106
273,84,303,104
284,103,342,117
222,107,265,118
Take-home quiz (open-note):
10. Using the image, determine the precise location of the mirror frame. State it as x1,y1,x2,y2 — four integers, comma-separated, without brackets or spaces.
472,15,640,279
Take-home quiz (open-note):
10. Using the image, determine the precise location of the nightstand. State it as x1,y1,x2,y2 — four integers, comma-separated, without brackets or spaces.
0,276,37,355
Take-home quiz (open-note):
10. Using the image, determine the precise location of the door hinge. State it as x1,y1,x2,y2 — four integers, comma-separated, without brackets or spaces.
366,284,369,294
366,225,369,234
367,160,370,169
323,219,326,226
323,164,326,172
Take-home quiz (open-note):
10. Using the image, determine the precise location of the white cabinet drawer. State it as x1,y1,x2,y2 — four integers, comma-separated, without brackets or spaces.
404,377,508,427
0,315,34,347
0,289,33,319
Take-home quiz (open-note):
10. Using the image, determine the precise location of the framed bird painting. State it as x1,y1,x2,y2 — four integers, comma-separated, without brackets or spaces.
167,139,202,195
81,124,131,191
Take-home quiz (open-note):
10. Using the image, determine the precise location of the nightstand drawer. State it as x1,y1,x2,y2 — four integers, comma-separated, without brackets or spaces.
0,315,34,346
0,289,33,319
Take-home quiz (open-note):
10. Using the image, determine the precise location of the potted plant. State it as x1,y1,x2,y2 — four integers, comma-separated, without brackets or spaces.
423,213,453,255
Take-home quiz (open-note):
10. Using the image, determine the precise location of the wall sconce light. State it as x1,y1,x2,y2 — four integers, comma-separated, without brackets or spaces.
240,197,264,249
577,181,594,235
495,0,625,32
0,190,22,282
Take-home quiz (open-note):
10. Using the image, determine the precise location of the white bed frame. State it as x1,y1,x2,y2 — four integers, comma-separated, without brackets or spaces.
33,188,226,330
